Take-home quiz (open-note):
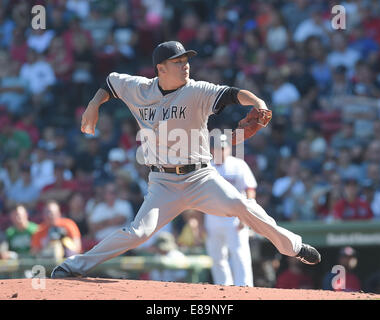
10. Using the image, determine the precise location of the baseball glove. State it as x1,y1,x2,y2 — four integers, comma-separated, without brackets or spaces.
231,108,272,145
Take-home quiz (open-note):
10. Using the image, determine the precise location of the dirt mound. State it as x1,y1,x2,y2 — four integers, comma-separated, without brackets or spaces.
0,278,379,300
0,278,380,300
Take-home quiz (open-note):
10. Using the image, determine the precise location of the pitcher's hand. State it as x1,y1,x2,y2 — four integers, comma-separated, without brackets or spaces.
81,103,99,135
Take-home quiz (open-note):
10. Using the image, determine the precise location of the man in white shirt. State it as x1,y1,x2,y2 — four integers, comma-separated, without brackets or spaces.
205,134,257,287
88,182,134,242
327,32,361,74
19,49,56,96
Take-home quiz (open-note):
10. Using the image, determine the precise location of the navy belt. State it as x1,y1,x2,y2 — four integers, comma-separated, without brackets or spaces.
150,163,208,175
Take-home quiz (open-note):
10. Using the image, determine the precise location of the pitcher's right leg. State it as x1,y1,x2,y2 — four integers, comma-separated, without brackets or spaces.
52,174,185,278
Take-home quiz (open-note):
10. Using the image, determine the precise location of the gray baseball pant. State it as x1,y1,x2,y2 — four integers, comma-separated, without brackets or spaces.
60,166,302,276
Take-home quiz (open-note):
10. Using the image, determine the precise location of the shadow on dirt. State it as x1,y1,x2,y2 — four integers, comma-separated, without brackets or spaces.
57,277,120,284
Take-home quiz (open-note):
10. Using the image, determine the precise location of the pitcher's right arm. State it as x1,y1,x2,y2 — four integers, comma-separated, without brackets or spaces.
81,88,110,135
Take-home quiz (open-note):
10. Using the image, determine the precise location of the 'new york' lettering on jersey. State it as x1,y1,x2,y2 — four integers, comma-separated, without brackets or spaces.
106,72,228,166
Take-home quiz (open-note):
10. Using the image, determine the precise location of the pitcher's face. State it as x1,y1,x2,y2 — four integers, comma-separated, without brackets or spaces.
159,55,190,86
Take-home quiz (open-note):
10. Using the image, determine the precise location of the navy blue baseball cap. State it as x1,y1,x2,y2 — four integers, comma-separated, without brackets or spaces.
152,41,197,74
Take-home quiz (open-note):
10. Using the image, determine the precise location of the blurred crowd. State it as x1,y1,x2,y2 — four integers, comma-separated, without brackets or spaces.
1,0,380,290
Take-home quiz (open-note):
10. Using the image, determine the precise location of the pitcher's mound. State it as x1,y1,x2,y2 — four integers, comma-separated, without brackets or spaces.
0,278,379,300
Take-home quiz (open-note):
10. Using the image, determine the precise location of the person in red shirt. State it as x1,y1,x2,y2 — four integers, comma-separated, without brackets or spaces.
332,178,373,220
36,162,78,218
276,256,314,289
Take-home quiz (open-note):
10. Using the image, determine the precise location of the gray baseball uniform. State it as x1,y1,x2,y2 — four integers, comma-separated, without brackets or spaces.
59,73,302,276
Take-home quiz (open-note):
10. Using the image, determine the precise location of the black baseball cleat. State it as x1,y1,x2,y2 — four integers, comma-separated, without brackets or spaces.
295,244,321,265
51,266,78,279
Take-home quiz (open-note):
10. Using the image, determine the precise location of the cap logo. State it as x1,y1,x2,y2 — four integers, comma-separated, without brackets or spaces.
175,42,184,51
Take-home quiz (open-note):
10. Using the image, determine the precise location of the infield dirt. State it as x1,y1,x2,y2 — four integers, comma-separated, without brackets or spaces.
0,278,379,300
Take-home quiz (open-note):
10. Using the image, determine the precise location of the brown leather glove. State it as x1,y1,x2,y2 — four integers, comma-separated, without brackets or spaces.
231,108,272,145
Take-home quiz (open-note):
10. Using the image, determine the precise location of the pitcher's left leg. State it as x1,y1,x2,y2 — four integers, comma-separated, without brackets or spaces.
190,171,302,257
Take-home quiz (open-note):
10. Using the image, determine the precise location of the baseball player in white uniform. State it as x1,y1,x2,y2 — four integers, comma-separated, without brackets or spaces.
205,134,256,287
51,41,320,279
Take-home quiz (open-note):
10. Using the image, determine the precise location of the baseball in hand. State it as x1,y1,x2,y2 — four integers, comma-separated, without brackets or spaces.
83,125,94,135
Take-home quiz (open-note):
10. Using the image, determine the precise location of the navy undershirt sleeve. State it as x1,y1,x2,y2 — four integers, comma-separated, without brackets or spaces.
213,87,240,115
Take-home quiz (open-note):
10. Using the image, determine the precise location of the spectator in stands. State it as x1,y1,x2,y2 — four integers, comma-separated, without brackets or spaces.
285,106,308,150
0,114,31,160
66,0,90,20
332,177,373,220
272,158,305,220
14,110,40,145
30,144,55,191
87,182,134,242
281,0,315,33
75,129,105,179
98,148,128,184
19,48,56,110
276,256,314,289
295,139,323,174
38,161,77,216
177,11,199,46
352,60,380,98
62,17,93,56
118,118,138,153
0,230,18,260
308,36,332,95
293,7,331,44
0,7,15,49
149,231,187,282
188,23,216,60
0,56,28,115
46,36,74,84
363,163,380,219
288,59,319,110
31,200,82,258
335,148,363,181
331,120,361,151
322,246,361,292
267,68,300,116
71,31,95,105
26,28,55,54
84,182,104,218
327,32,361,74
265,11,289,53
6,204,38,257
114,169,143,214
177,210,206,250
5,163,40,211
293,168,317,220
324,65,352,102
9,26,28,65
50,129,74,170
111,3,137,62
97,113,119,158
67,192,89,238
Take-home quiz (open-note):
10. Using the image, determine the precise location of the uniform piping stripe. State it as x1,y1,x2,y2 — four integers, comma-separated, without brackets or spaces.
212,86,229,113
106,76,118,98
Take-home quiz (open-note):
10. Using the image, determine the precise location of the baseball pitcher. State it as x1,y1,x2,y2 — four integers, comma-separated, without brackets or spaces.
51,41,320,279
